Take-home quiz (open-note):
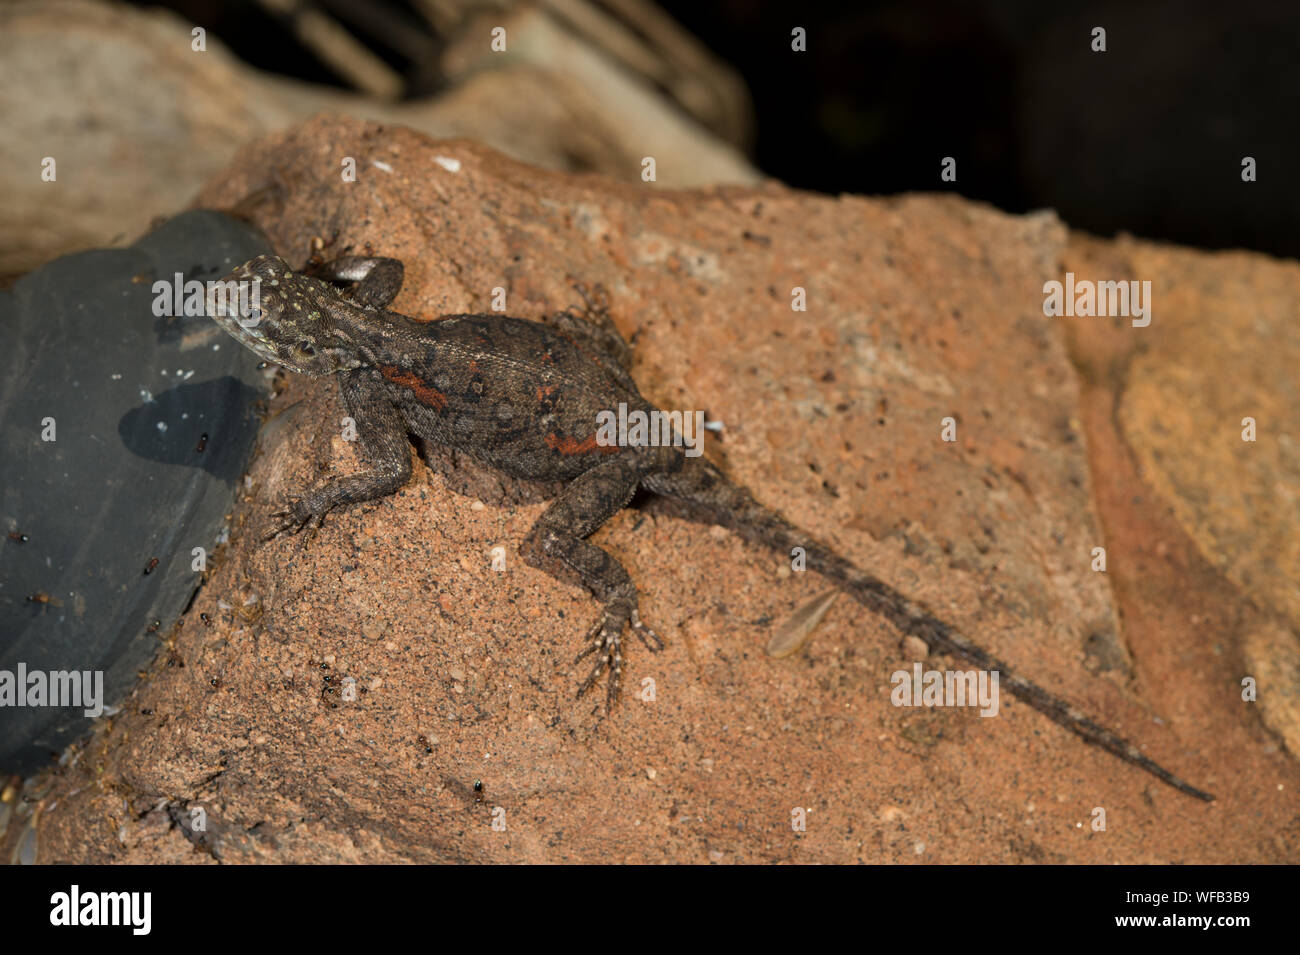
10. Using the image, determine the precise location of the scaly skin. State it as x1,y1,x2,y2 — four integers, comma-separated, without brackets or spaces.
207,252,1213,801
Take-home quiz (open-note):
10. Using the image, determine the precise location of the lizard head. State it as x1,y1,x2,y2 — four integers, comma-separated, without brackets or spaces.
206,254,362,377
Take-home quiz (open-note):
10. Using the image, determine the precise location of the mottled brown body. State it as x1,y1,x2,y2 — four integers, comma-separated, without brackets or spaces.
207,253,1212,801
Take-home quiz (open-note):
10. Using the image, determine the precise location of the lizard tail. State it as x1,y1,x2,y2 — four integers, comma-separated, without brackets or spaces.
646,459,1214,801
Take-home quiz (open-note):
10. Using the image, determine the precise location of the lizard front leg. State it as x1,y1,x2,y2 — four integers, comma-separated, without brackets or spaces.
520,452,668,712
308,256,406,309
273,367,412,533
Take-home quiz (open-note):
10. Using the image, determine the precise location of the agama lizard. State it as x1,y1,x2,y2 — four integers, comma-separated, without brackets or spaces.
206,252,1213,802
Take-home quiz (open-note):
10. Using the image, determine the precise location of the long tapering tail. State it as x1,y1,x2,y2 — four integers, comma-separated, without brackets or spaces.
646,458,1213,801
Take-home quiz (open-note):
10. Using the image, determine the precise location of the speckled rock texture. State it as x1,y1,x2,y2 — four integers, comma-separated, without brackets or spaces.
7,117,1297,863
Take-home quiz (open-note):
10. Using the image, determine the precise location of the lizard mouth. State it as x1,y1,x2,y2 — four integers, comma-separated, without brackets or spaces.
205,283,292,369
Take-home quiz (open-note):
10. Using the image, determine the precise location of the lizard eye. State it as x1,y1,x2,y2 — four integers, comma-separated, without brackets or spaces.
295,340,316,357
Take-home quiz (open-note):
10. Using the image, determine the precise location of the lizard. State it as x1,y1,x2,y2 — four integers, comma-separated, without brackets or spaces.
205,251,1214,802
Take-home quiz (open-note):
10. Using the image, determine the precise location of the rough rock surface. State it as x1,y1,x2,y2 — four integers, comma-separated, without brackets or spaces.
7,117,1297,863
1065,234,1300,764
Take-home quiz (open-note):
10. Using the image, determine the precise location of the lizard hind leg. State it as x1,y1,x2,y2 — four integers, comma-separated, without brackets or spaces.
520,453,667,712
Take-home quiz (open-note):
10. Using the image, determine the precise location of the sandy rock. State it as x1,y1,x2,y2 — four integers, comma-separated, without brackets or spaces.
1065,233,1300,760
9,117,1298,863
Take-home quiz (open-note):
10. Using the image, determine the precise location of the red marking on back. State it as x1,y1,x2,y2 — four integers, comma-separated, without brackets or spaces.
536,384,556,402
544,432,619,456
380,365,447,411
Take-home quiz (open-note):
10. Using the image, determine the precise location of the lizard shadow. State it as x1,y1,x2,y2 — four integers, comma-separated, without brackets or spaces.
118,376,265,485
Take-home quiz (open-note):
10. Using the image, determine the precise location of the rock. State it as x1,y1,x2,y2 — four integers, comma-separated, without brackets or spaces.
901,635,929,660
0,0,757,275
1065,233,1300,761
9,118,1298,864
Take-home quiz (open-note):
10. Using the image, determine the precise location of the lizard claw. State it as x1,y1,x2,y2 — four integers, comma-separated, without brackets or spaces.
264,500,321,542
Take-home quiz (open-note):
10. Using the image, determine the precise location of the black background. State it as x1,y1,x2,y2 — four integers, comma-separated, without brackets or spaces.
1,862,1277,938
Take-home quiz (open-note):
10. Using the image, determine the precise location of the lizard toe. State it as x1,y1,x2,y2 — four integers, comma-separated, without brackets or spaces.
574,611,626,712
630,608,662,652
574,613,608,665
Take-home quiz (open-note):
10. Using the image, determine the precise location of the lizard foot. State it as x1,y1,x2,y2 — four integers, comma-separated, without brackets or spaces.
568,279,611,319
264,500,323,542
574,605,662,713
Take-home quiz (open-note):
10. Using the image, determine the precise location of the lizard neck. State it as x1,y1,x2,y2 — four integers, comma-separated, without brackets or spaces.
328,300,430,366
